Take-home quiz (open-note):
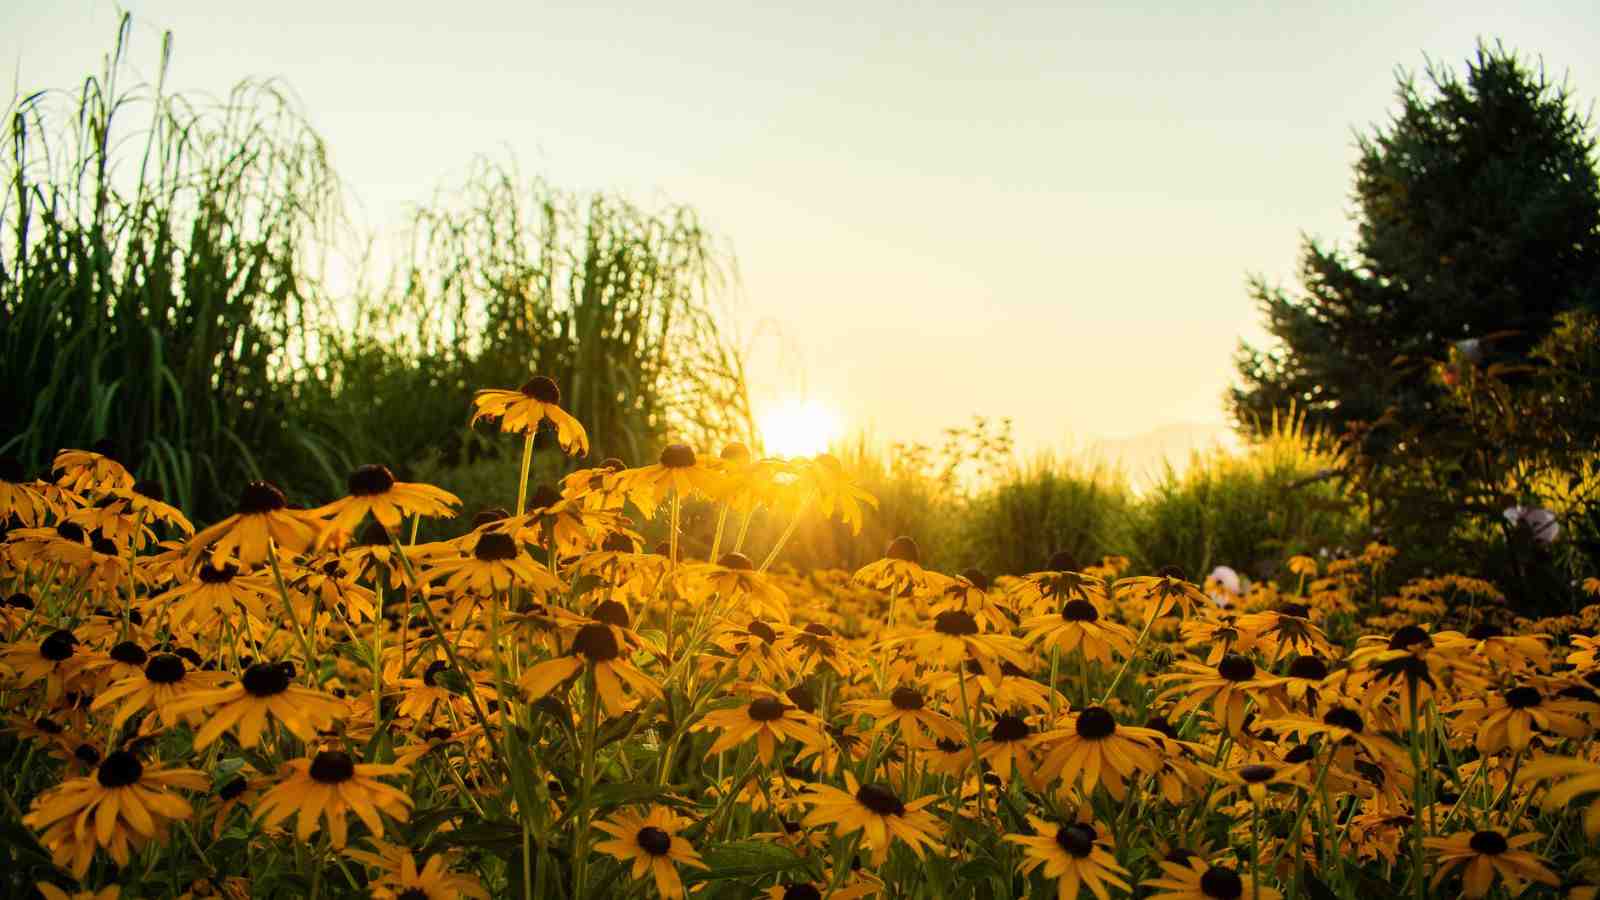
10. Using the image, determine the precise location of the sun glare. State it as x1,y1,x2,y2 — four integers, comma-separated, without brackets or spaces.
758,398,842,459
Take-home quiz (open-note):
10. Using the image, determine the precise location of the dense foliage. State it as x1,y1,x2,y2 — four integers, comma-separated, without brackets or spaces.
0,19,752,522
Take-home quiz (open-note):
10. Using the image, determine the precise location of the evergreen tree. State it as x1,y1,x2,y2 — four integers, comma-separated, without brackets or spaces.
1230,43,1600,442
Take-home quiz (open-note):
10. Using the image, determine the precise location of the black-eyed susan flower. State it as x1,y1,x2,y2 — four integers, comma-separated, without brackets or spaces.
255,750,411,848
1006,554,1109,618
314,465,459,538
1141,854,1281,900
53,448,134,495
1005,815,1130,900
470,375,590,455
592,806,706,900
1037,706,1165,800
156,560,275,631
89,652,229,732
2,628,92,702
843,684,965,747
1117,566,1210,624
1207,760,1310,803
852,536,952,598
799,772,941,865
979,713,1045,786
1424,829,1559,898
422,529,562,596
0,456,65,526
1347,624,1485,709
1021,597,1137,665
691,693,829,764
185,480,320,567
797,453,878,536
1261,704,1410,769
676,552,790,620
165,661,347,748
1450,683,1591,754
521,622,661,717
610,444,725,517
884,608,1031,676
1157,655,1286,736
22,750,207,877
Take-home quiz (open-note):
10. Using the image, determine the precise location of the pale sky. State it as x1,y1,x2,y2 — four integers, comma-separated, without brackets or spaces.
6,1,1599,453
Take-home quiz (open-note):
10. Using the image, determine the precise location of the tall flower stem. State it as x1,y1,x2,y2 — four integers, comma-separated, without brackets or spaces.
515,431,536,516
955,662,991,822
265,541,317,684
759,496,810,572
709,502,732,561
571,668,601,900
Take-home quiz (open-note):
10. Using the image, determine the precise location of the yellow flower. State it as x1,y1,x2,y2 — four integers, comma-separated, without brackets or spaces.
313,465,459,540
592,806,707,900
255,751,411,848
1424,829,1558,898
470,375,590,454
799,771,942,865
1005,815,1130,900
22,751,207,877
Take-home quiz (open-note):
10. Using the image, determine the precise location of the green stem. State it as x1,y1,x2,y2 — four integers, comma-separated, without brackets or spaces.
515,430,536,516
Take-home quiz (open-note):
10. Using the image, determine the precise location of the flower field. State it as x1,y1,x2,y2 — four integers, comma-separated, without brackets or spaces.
3,377,1600,900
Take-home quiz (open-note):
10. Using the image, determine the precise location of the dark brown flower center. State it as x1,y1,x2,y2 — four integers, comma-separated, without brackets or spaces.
55,521,85,542
145,653,186,684
1285,743,1315,763
219,776,248,800
890,687,924,711
721,443,751,463
110,641,147,665
1218,654,1256,682
40,629,78,661
520,375,561,404
1061,599,1099,622
1468,623,1504,640
397,890,429,900
990,715,1030,742
718,552,754,571
474,532,519,561
786,685,816,713
309,751,356,784
590,600,629,628
1287,655,1328,680
636,825,672,856
748,697,789,722
1075,706,1117,739
659,444,696,468
782,886,822,900
572,624,620,663
238,481,288,514
1200,866,1243,899
1277,603,1310,619
97,750,143,788
1388,625,1431,651
854,782,905,816
934,610,978,636
242,661,292,697
199,561,239,584
1504,686,1542,709
747,620,777,644
885,536,920,563
36,717,64,734
75,744,101,765
961,568,991,590
1047,550,1079,572
348,464,396,496
1323,706,1364,733
1238,764,1276,783
1054,823,1096,857
1469,830,1508,855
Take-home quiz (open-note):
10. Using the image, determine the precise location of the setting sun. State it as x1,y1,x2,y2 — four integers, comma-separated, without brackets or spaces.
758,398,841,458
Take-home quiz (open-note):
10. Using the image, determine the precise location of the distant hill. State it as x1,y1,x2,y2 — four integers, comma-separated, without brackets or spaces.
1086,423,1238,487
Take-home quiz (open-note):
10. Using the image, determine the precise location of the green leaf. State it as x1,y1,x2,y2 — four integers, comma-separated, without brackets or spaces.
683,841,806,883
